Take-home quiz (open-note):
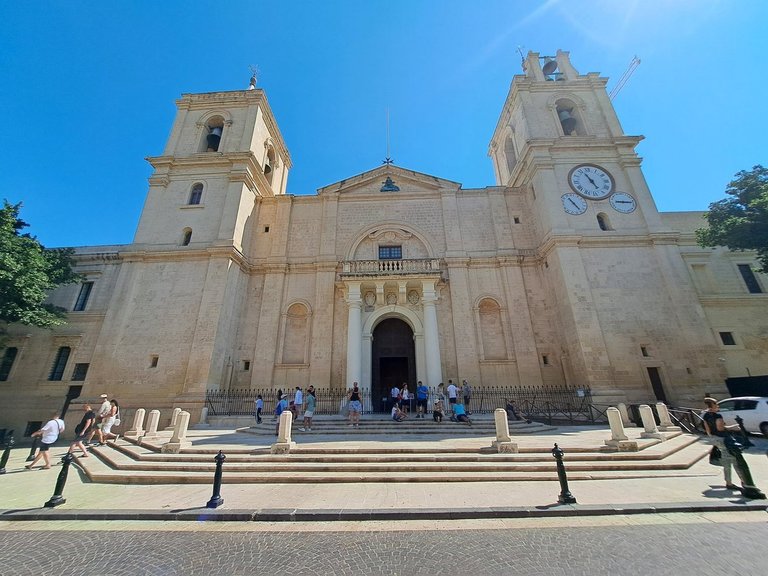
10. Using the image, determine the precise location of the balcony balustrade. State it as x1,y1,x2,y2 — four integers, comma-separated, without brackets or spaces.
340,258,442,277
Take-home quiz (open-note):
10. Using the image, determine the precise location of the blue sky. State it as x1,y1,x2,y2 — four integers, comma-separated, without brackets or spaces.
1,1,766,248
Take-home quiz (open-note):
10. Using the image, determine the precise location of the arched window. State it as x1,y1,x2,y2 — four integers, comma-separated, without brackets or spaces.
188,183,203,205
555,99,585,136
181,228,192,246
478,298,507,360
264,144,276,185
597,212,612,231
202,116,225,152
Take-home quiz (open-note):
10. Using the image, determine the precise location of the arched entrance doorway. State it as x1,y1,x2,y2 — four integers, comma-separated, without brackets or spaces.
371,318,416,413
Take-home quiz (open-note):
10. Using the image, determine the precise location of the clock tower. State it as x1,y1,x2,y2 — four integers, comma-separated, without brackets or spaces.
488,50,725,403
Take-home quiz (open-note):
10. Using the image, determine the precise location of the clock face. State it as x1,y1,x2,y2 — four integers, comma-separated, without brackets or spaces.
561,193,587,215
609,192,637,213
568,164,614,199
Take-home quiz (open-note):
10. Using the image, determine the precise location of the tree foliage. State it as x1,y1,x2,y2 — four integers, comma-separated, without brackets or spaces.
0,200,82,336
696,165,768,273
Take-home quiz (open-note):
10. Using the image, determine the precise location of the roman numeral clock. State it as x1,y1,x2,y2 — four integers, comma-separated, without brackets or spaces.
561,164,637,215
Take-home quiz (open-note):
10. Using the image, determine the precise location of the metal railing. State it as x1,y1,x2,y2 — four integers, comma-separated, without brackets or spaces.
205,384,597,424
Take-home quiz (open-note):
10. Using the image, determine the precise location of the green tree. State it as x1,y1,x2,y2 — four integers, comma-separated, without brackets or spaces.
0,200,82,338
696,165,768,273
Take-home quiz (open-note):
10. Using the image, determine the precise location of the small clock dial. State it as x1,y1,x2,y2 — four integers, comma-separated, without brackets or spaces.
568,164,614,199
561,193,587,215
609,192,637,213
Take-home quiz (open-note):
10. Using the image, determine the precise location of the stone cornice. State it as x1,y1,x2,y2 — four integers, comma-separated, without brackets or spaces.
699,294,768,306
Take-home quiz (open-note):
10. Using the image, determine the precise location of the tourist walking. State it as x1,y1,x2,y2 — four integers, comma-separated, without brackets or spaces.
462,379,472,414
254,395,263,424
87,393,111,445
100,399,120,444
274,393,288,436
25,412,65,470
702,397,766,499
69,404,95,457
348,382,362,428
300,386,316,431
294,387,304,416
416,381,429,418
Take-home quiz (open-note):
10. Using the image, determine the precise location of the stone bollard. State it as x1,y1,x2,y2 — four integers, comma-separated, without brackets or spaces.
271,411,296,454
552,443,577,504
142,410,161,441
0,431,15,474
655,403,679,432
617,403,631,427
639,404,665,440
206,450,226,509
604,408,638,451
199,406,210,427
161,411,191,454
125,408,146,440
165,407,182,431
44,452,74,508
491,408,518,453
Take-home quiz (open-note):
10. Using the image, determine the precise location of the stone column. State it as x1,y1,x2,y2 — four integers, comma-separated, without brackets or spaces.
491,408,518,453
421,280,443,387
271,411,296,454
639,404,665,440
165,407,182,431
604,407,638,451
125,408,146,440
617,403,631,427
656,402,678,432
162,411,191,453
345,282,363,388
143,410,161,441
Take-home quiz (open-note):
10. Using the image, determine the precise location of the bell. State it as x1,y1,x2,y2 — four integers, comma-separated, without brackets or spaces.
264,158,272,174
558,110,577,134
206,126,222,151
542,57,558,76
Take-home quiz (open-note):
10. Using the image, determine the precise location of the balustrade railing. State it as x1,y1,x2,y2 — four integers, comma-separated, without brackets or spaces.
340,259,442,276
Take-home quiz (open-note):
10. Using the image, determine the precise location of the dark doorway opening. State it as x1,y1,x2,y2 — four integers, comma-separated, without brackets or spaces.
372,318,416,413
647,367,667,403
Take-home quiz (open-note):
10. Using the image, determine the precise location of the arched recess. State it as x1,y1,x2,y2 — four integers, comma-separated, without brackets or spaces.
475,297,508,360
263,138,278,186
198,110,233,153
280,301,312,364
503,126,517,178
346,223,436,261
546,93,588,136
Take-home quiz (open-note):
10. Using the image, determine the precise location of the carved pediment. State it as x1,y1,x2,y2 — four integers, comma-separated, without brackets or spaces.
317,165,461,197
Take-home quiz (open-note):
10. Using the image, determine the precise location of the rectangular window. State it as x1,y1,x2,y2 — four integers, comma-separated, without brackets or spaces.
719,332,736,346
150,355,159,368
49,346,71,381
738,264,763,294
542,354,550,365
73,281,94,311
378,245,402,260
0,347,19,381
71,363,89,381
243,360,251,371
641,346,649,357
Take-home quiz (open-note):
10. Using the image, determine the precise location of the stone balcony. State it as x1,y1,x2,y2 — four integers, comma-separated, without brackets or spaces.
340,258,442,278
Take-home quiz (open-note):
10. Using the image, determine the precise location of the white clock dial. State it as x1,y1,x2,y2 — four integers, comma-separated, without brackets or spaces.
568,164,614,199
609,192,637,213
561,193,587,215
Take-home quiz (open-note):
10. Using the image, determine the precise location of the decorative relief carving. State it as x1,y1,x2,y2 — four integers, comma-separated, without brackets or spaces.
386,293,398,305
407,290,420,305
364,291,376,306
368,229,413,242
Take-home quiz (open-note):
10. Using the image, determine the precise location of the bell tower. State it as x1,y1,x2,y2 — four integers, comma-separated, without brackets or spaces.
133,85,291,255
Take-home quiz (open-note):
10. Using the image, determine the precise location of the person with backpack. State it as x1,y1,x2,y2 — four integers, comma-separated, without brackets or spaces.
25,412,65,470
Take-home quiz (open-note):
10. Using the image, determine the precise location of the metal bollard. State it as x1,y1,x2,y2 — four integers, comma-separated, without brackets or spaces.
552,443,577,504
734,416,755,448
44,453,74,508
206,450,226,509
0,430,15,474
26,436,40,462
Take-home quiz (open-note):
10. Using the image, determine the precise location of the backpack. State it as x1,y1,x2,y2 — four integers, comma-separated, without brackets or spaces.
275,401,284,416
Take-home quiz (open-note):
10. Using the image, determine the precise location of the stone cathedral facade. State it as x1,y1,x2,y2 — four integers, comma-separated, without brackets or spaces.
2,50,767,431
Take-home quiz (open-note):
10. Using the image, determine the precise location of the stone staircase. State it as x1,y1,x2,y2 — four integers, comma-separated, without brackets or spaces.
73,420,711,485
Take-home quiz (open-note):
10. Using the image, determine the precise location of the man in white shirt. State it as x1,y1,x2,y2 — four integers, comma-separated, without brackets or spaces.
25,413,65,470
293,387,304,420
390,385,401,412
88,394,111,445
446,380,458,414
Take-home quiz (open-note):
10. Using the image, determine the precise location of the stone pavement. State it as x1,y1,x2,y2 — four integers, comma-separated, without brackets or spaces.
1,425,767,522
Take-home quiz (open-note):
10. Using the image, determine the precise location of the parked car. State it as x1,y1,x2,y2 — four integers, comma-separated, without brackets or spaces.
712,397,768,437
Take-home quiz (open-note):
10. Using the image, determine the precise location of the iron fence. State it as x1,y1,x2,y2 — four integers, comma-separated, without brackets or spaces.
205,384,598,424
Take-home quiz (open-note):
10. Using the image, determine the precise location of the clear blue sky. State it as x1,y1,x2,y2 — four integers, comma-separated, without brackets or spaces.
2,1,766,248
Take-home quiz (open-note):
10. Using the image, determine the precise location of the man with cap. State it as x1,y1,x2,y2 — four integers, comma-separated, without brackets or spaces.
88,394,111,445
